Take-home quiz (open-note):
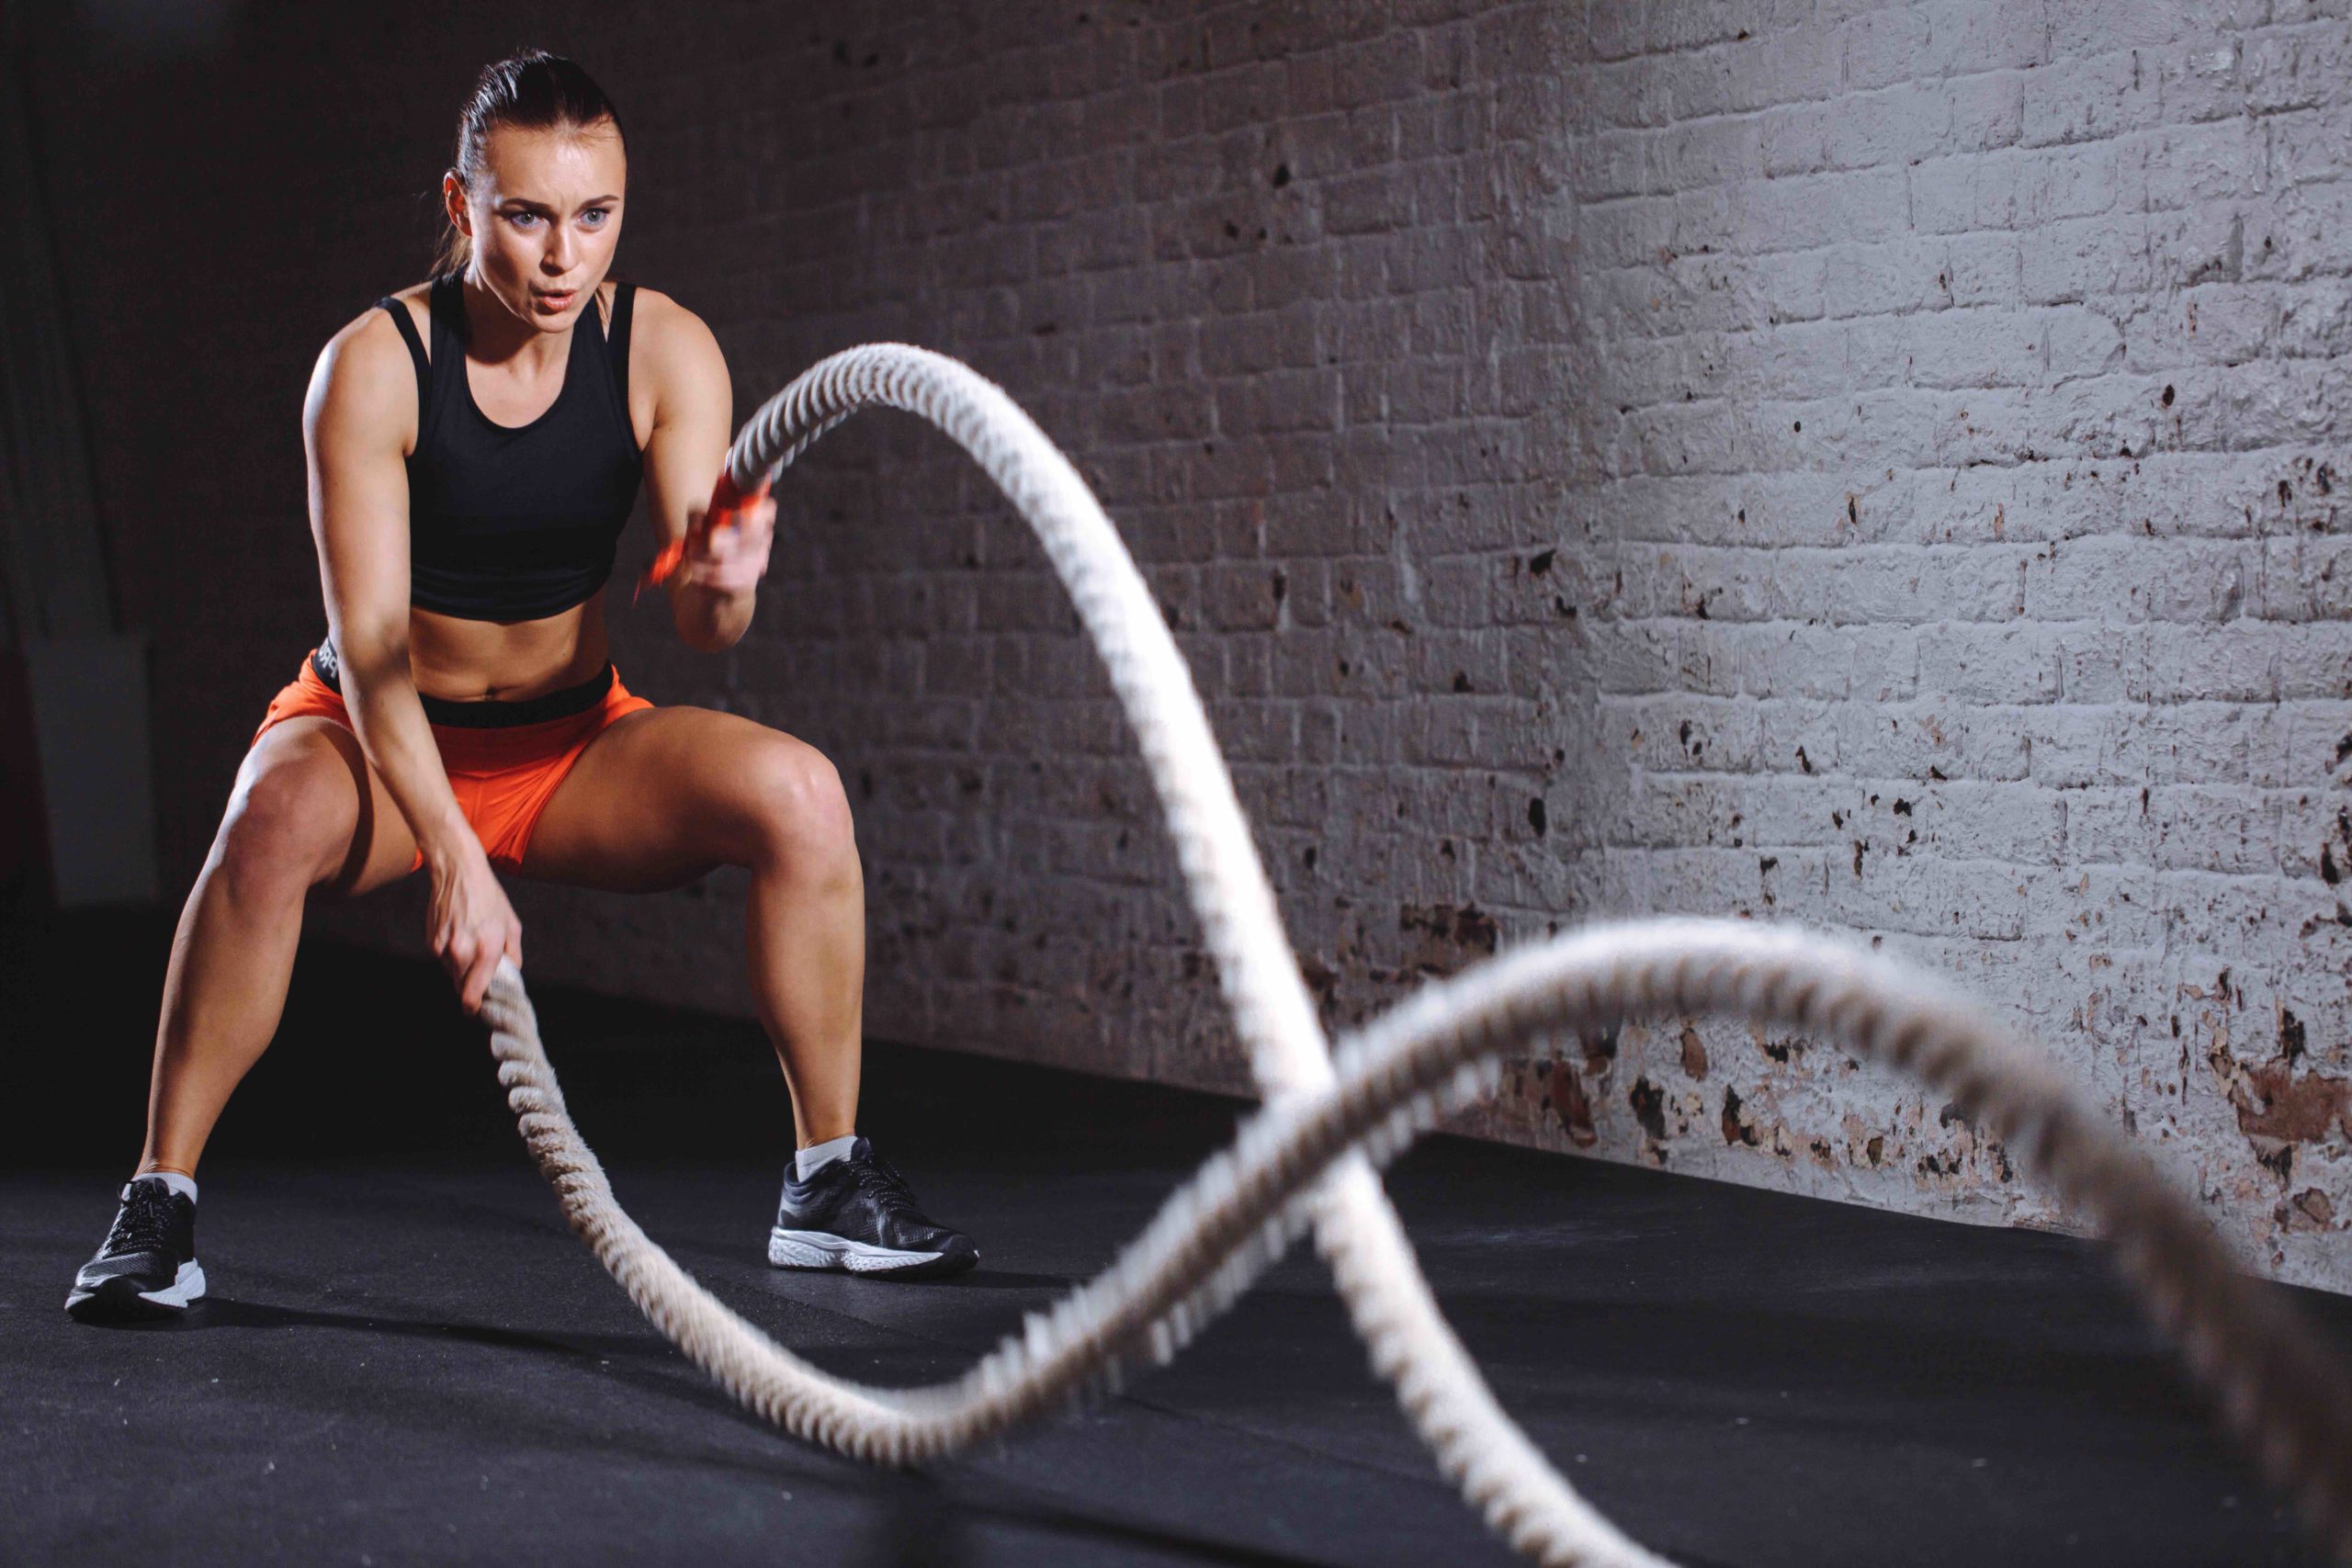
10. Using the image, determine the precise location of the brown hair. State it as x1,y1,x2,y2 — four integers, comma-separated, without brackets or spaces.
433,51,627,278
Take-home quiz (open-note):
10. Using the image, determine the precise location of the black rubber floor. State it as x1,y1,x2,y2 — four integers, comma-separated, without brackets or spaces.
5,905,2346,1566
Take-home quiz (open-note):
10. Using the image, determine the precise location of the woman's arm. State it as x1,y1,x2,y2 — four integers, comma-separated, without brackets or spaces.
635,289,775,653
300,307,520,1011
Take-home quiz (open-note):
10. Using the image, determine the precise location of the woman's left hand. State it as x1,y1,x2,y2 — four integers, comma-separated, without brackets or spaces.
678,479,776,597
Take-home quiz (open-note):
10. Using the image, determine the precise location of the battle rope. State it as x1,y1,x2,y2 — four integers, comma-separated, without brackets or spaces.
480,344,2352,1563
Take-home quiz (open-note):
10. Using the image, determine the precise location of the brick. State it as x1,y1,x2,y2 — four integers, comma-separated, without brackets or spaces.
1917,621,2062,703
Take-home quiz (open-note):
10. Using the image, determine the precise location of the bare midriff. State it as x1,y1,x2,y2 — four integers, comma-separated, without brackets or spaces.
406,589,614,704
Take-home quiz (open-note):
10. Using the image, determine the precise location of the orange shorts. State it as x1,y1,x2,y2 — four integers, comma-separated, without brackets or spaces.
250,649,654,874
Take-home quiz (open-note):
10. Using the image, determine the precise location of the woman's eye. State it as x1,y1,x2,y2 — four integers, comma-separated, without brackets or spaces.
582,209,610,226
505,210,539,229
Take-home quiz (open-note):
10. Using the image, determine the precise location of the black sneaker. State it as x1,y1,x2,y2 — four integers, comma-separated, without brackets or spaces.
65,1179,205,1323
769,1137,978,1280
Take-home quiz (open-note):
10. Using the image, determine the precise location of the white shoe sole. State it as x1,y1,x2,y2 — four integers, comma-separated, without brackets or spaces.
767,1227,948,1275
150,1260,207,1307
65,1259,206,1315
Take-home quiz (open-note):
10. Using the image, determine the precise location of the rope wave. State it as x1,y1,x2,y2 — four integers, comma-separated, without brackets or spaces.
479,344,2352,1564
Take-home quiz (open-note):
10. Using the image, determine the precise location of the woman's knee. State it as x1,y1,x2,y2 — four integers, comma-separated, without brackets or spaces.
211,744,357,901
741,740,857,878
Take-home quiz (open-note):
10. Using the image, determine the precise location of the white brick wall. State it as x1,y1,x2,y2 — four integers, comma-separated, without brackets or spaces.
1547,0,2352,1291
276,1,2349,1289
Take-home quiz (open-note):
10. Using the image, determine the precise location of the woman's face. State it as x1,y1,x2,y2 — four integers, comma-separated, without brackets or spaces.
445,118,626,332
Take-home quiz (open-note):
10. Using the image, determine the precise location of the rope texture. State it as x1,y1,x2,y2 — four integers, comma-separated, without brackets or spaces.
473,344,2352,1564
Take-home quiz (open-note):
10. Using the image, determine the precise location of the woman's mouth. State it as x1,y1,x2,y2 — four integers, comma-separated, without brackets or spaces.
533,288,576,310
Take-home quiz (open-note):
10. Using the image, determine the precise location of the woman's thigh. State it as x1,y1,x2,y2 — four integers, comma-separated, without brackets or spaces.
518,705,847,893
229,716,419,898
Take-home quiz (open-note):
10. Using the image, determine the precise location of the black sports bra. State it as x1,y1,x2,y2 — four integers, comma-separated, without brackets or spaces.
373,273,645,621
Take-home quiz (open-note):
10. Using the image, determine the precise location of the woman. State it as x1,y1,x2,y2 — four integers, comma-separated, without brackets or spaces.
66,51,975,1324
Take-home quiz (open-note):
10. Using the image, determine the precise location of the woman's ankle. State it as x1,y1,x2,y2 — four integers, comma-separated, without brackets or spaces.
131,1165,199,1202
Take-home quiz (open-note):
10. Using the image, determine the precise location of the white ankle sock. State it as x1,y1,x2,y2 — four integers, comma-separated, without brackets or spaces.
795,1134,858,1180
130,1171,198,1203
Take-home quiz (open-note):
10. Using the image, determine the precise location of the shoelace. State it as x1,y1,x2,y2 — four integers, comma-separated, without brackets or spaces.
105,1185,175,1257
847,1153,925,1218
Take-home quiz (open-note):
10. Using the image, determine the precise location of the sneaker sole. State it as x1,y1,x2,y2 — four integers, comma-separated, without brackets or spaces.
767,1227,977,1280
65,1261,206,1324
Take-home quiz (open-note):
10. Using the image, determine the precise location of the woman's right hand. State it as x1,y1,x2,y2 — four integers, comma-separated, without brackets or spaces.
426,832,523,1016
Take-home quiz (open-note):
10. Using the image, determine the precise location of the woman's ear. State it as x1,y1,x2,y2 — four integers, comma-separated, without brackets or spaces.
442,170,469,236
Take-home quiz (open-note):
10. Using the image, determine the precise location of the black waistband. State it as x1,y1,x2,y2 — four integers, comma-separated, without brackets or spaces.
310,636,614,728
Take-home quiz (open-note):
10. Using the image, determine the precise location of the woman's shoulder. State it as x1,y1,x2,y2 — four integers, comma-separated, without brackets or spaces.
621,282,703,340
616,283,726,392
304,286,431,439
341,277,432,333
322,282,428,367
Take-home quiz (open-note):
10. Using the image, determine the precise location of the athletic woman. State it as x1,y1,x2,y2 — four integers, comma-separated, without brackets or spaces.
67,51,976,1324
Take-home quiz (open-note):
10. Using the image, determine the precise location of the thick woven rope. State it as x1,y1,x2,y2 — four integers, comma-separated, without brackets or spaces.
478,344,2352,1565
